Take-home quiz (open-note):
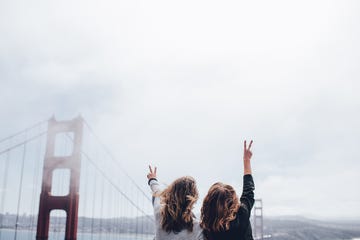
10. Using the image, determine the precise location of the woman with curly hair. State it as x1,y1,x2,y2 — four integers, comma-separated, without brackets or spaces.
147,166,203,240
200,140,255,240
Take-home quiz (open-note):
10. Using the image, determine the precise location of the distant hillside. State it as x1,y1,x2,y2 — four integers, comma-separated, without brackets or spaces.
263,216,360,240
1,213,360,239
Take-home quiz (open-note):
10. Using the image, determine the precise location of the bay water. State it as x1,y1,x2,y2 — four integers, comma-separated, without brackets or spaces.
0,229,153,240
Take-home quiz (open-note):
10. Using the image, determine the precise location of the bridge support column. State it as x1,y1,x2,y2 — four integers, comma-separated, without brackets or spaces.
253,199,264,240
36,116,83,240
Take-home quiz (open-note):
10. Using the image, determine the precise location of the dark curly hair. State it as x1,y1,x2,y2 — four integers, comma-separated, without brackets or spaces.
200,182,240,234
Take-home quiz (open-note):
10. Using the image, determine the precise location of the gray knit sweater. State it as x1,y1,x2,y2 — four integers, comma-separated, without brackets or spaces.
149,179,204,240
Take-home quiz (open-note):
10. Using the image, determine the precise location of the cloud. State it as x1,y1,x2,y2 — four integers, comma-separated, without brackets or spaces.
0,0,359,219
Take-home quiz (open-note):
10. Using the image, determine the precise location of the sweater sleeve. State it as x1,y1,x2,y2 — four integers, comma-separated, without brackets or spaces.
240,174,255,218
149,179,161,210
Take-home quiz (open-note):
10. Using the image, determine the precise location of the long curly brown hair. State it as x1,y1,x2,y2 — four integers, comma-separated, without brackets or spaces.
158,176,199,233
200,182,240,233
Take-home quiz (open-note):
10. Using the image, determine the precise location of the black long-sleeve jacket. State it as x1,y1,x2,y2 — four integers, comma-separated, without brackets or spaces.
204,174,255,240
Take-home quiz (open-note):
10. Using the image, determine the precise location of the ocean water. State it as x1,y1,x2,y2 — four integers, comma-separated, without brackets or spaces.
1,229,358,240
0,229,153,240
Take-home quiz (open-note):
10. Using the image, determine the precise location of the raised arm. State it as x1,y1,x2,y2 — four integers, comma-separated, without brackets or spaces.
240,140,255,216
147,165,161,207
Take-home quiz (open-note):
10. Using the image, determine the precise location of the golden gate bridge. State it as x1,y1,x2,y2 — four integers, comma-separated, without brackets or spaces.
0,116,264,240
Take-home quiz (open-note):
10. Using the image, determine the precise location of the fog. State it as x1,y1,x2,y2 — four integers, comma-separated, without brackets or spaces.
0,0,359,219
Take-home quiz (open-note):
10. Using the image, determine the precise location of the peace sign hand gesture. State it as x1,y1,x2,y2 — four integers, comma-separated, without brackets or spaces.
243,140,253,161
147,165,157,180
243,140,253,175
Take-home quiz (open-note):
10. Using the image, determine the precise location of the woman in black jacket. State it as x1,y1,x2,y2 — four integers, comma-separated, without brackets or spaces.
200,140,255,240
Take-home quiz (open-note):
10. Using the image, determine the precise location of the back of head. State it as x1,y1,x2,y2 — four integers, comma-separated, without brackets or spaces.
160,176,199,233
200,182,240,233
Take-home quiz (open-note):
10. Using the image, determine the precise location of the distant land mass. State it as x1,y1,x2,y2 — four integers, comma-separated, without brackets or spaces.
1,213,360,240
263,216,360,240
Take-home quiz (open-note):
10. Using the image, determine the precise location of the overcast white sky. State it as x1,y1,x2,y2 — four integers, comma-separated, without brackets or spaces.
1,0,360,220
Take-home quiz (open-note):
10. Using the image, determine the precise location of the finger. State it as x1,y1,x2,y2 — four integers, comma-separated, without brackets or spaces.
149,165,153,173
244,140,247,151
248,140,253,150
154,167,157,174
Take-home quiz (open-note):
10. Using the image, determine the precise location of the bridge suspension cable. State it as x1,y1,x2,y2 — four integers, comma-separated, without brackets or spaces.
13,142,27,240
0,117,154,240
0,131,47,156
75,140,153,221
0,119,47,240
0,119,47,144
83,119,152,202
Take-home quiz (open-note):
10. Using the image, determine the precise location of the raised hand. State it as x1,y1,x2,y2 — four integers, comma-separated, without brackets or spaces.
147,165,157,180
243,140,253,161
243,140,253,175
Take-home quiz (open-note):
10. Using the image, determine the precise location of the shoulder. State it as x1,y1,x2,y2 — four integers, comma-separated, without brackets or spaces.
227,205,250,230
238,203,251,218
192,220,202,231
192,220,205,239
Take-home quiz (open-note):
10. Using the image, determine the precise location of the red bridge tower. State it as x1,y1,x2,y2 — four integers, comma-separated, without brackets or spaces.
36,116,83,240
